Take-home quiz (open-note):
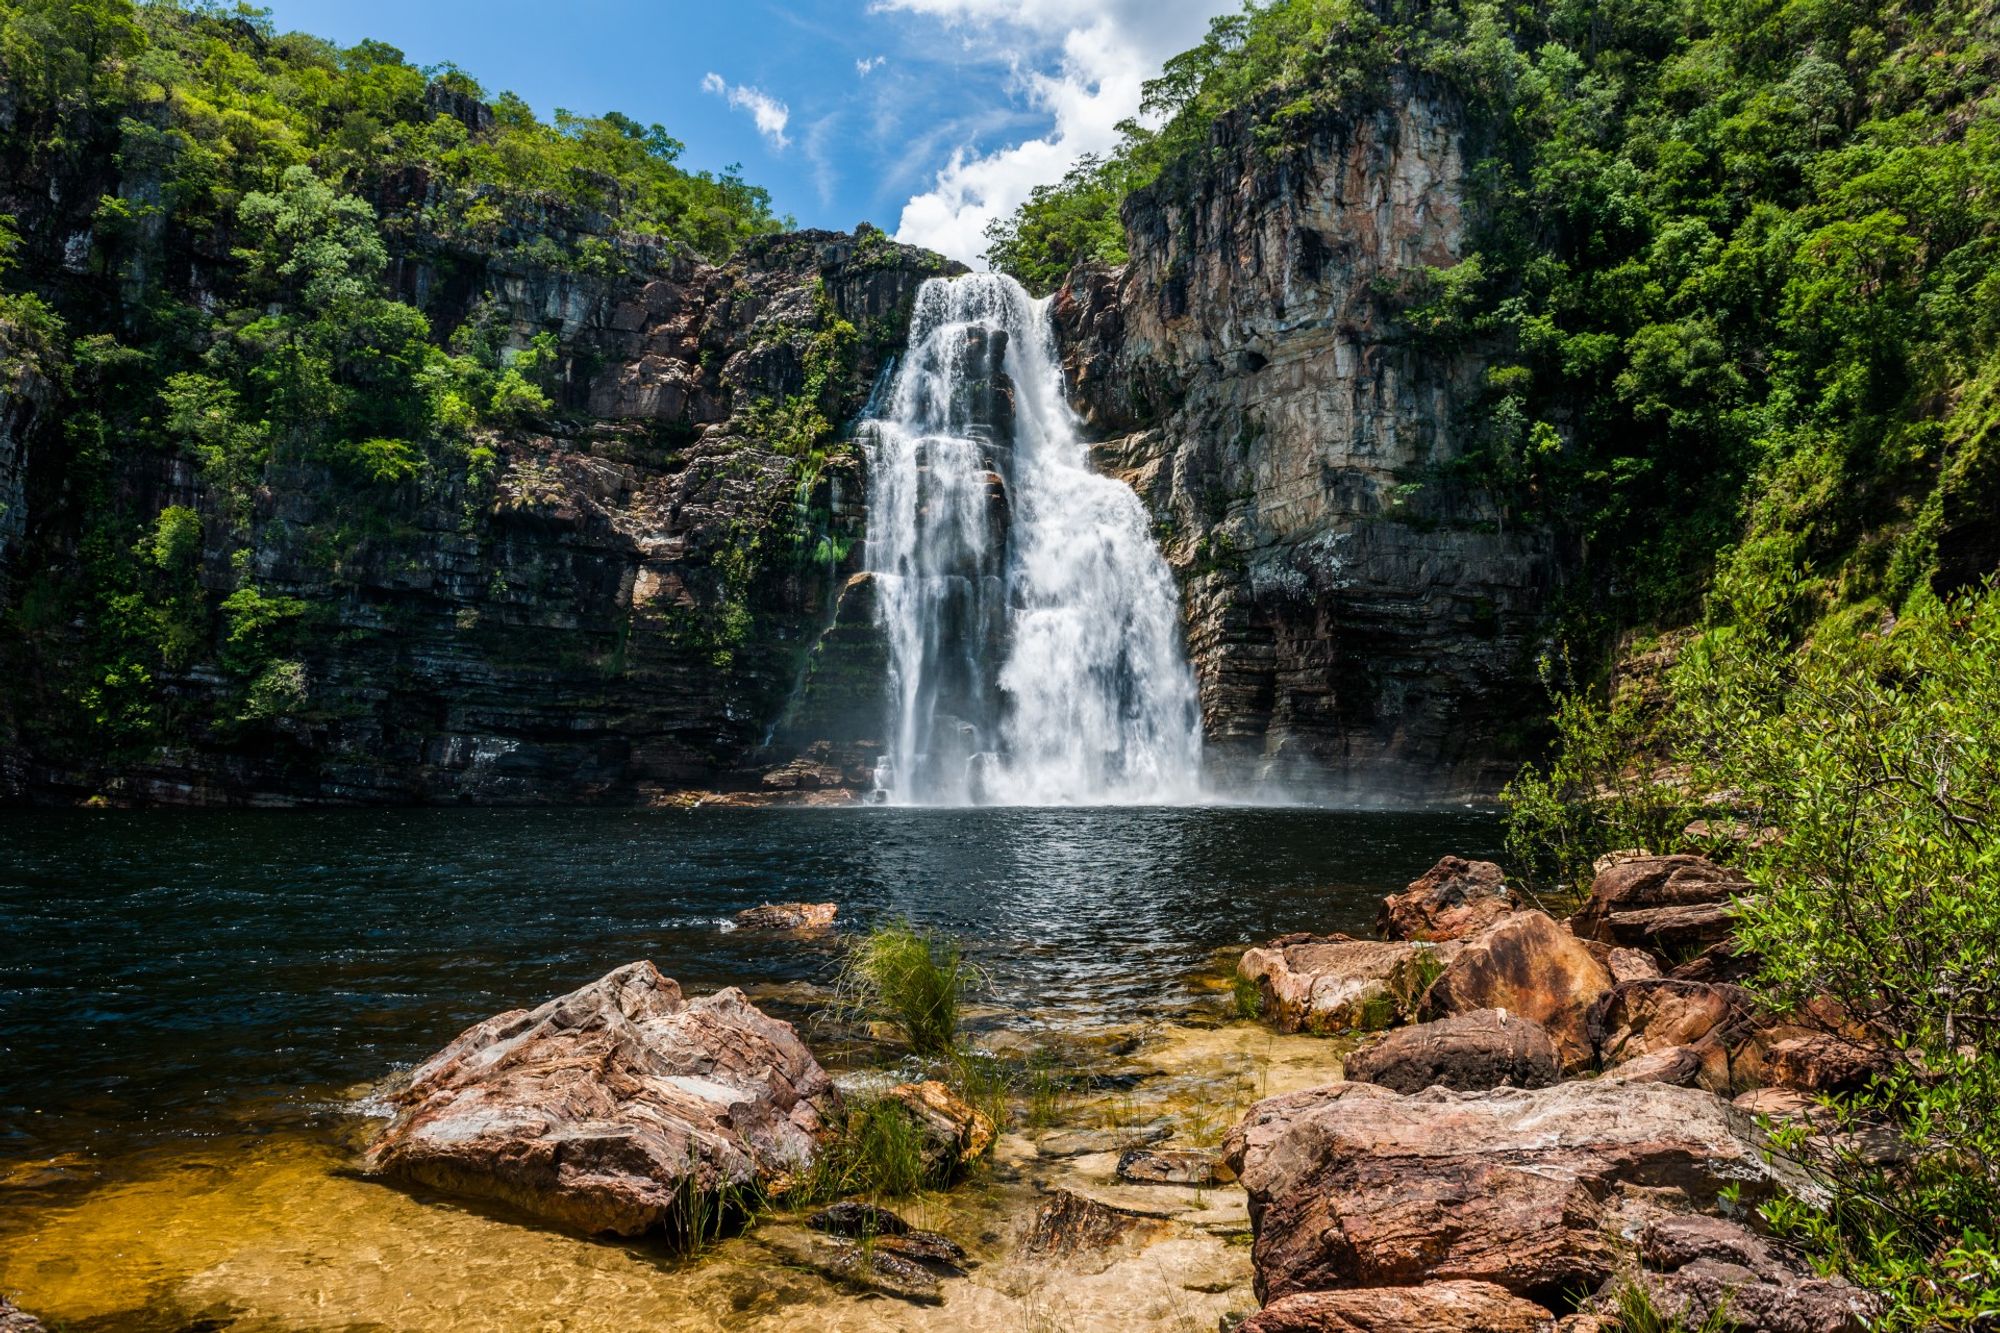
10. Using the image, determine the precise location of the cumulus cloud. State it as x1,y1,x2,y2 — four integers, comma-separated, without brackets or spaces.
875,0,1235,265
701,71,792,150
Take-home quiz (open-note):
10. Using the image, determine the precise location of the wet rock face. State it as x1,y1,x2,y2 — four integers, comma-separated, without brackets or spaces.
364,961,840,1238
1051,83,1558,801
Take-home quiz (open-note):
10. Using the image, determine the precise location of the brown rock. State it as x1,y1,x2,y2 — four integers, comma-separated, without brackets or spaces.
883,1080,995,1181
1423,912,1612,1071
1608,947,1663,984
1116,1147,1232,1185
1343,1008,1560,1094
1589,979,1744,1071
1377,856,1514,942
1021,1187,1162,1264
363,961,837,1237
1598,1042,1730,1091
1238,937,1454,1034
1570,855,1753,953
1766,1035,1892,1094
0,1298,47,1333
733,901,837,930
807,1200,910,1238
1239,1283,1556,1333
759,1226,945,1303
1223,1080,1800,1302
1592,1214,1880,1332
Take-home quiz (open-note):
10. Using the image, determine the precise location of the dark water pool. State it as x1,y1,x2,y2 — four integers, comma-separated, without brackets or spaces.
0,805,1500,1161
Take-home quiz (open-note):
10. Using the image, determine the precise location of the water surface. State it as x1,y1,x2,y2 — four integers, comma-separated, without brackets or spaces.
0,804,1499,1161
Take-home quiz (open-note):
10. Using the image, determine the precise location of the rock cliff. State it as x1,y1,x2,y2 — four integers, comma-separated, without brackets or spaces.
1054,80,1558,801
0,118,953,801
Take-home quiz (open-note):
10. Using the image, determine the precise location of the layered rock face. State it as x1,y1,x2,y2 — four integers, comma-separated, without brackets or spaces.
4,204,951,803
1054,82,1558,801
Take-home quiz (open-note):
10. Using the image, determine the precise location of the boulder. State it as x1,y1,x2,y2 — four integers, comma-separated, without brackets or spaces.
1765,1034,1892,1094
1342,1008,1561,1094
1608,947,1663,984
1590,1214,1880,1332
363,961,838,1237
807,1200,910,1238
1570,854,1753,954
1598,1042,1730,1091
1238,935,1454,1034
733,901,837,930
1377,857,1514,942
1589,979,1744,1072
883,1079,995,1181
1422,912,1612,1071
1223,1079,1801,1303
1240,1282,1556,1333
1116,1147,1232,1186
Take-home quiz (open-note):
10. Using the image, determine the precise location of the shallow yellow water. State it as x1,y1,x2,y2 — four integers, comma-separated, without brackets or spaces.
0,1019,1343,1332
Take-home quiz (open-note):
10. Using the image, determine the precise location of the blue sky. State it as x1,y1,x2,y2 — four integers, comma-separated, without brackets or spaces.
259,0,1237,265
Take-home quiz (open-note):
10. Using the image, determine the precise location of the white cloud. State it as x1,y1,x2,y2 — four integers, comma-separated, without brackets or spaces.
701,71,792,150
856,55,886,76
875,0,1234,265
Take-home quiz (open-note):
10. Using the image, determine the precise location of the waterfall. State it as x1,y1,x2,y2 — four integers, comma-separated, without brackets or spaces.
863,273,1204,806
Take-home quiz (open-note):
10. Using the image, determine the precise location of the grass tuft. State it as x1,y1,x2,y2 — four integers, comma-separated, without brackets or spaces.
836,921,984,1056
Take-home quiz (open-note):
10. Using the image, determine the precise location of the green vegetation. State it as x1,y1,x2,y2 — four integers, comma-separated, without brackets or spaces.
989,0,2000,636
1507,585,2000,1326
0,0,789,760
834,921,984,1058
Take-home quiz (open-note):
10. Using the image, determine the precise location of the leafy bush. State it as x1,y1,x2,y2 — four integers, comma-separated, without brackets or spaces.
1506,583,2000,1326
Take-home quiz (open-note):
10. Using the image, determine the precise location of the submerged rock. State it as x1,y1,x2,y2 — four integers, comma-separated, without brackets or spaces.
1238,935,1453,1034
1343,1008,1561,1094
733,902,838,930
363,961,839,1237
1116,1147,1232,1186
1240,1282,1556,1333
1422,911,1611,1071
807,1200,910,1238
759,1226,946,1304
1376,856,1514,942
1223,1079,1801,1302
1036,1121,1172,1158
1022,1187,1162,1262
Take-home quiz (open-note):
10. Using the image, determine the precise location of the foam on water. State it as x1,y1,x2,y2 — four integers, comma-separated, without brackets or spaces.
864,273,1204,806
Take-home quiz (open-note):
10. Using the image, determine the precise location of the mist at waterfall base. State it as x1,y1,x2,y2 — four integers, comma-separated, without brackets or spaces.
863,274,1205,808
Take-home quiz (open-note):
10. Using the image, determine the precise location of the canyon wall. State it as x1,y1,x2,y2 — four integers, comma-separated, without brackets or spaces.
0,145,951,802
1054,81,1559,801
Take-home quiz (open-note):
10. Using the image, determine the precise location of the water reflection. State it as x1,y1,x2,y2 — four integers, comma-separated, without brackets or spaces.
0,805,1500,1159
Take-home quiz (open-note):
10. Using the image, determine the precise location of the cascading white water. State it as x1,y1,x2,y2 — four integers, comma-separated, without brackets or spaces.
863,273,1204,806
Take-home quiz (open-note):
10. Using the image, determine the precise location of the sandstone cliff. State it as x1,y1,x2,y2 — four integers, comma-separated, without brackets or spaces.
1054,81,1557,801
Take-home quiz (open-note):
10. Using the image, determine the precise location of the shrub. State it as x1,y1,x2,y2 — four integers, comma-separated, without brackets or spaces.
835,921,983,1057
1506,583,2000,1326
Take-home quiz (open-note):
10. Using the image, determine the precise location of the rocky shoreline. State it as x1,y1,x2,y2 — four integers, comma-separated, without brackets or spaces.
0,853,1882,1331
